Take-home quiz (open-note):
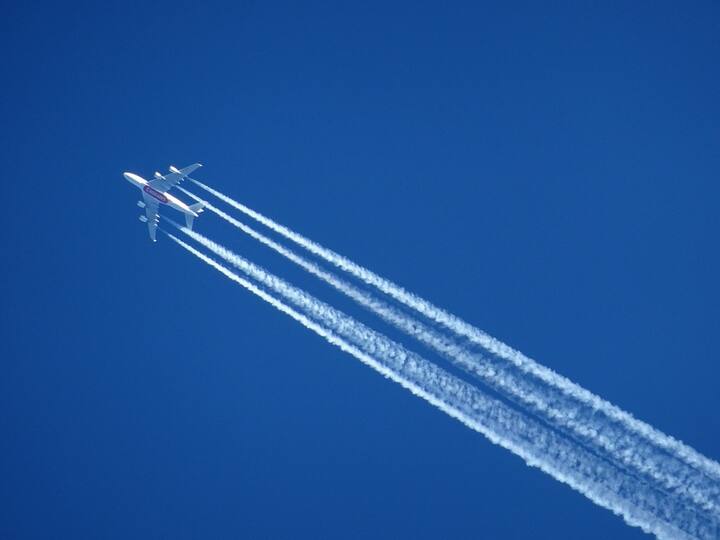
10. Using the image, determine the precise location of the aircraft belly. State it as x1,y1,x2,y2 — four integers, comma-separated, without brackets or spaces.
166,196,190,214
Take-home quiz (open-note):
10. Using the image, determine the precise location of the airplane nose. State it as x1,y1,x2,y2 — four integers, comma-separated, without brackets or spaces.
124,172,143,186
124,171,147,187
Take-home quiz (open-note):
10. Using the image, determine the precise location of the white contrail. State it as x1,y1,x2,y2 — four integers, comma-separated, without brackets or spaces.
174,189,720,516
187,178,720,486
164,230,718,540
170,220,720,529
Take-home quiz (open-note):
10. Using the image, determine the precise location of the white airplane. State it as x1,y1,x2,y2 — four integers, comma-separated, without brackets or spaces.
123,163,205,242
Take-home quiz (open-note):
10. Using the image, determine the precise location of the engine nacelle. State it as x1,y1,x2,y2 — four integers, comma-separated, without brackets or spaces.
139,215,148,223
154,171,163,179
137,200,146,208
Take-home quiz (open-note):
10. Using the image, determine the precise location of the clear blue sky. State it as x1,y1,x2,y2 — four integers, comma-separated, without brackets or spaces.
2,2,719,538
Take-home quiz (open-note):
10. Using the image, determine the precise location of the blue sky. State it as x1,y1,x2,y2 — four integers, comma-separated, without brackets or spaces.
1,2,719,538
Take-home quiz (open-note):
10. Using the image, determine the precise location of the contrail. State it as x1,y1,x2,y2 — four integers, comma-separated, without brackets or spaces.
169,220,720,531
187,178,720,487
164,230,718,539
174,188,720,516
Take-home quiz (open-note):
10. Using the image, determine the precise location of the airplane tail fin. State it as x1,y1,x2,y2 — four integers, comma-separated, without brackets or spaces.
185,202,205,230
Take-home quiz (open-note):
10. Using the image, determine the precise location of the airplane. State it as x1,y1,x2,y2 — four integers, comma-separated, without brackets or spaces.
123,163,205,242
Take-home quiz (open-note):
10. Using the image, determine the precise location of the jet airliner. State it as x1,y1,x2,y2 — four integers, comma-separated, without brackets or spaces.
123,163,205,242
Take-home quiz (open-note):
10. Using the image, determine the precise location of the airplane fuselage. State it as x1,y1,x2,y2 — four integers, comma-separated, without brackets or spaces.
123,172,199,217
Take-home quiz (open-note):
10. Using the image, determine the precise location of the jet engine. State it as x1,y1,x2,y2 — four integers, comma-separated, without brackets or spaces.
154,171,163,179
137,200,146,208
139,215,148,223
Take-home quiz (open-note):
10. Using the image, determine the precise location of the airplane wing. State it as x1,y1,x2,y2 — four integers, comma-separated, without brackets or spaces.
148,163,202,193
142,193,160,242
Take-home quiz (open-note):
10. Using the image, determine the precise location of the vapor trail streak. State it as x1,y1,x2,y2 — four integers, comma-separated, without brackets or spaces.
165,230,718,539
175,187,720,516
188,178,720,487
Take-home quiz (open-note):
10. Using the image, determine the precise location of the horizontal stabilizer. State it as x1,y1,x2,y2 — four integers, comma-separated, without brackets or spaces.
189,201,205,214
185,201,205,230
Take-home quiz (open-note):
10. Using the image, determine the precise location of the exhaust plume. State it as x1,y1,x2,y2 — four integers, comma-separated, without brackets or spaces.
165,228,719,538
